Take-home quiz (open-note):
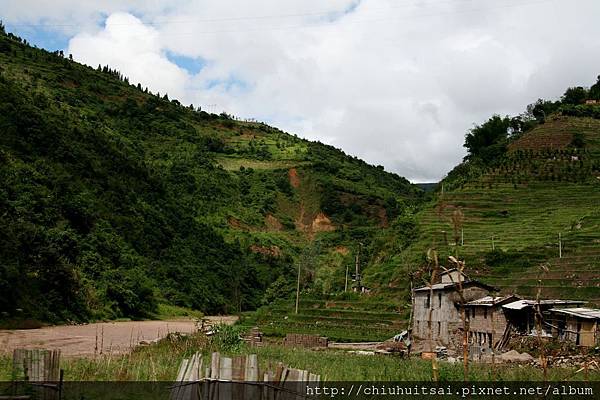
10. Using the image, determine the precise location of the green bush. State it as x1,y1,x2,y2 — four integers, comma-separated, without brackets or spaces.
210,323,246,352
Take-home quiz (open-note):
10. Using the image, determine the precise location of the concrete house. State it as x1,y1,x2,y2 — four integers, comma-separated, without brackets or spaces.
548,308,600,347
412,270,495,350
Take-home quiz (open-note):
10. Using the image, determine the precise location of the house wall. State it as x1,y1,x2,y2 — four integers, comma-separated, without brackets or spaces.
413,287,488,345
564,317,598,347
441,271,464,284
413,290,462,345
467,306,507,348
412,285,490,351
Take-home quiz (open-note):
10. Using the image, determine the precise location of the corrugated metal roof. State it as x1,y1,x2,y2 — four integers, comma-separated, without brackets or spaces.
466,295,517,306
414,282,456,291
503,299,584,310
549,308,600,320
414,280,495,292
503,300,529,310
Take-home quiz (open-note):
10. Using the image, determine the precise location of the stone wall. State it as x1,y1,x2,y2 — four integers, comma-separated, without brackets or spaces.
283,334,328,348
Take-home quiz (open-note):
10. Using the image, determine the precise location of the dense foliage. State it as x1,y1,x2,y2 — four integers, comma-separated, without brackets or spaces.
451,75,600,188
0,28,420,323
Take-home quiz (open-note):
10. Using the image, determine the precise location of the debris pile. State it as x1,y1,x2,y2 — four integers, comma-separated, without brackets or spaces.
531,355,600,370
497,350,534,363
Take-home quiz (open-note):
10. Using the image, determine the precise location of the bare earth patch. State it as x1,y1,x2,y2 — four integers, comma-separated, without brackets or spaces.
0,316,238,358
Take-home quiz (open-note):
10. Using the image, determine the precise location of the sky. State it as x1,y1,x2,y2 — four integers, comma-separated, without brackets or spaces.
2,0,600,182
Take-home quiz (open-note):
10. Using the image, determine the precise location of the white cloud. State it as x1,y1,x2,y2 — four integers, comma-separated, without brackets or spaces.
67,13,189,100
4,0,600,181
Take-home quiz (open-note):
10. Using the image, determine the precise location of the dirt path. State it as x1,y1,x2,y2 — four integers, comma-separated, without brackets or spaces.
0,316,238,358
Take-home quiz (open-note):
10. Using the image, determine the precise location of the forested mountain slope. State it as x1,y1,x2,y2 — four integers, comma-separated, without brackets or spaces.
0,26,421,323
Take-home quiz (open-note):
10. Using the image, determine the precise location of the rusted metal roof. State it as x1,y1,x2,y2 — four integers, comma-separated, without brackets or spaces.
549,308,600,320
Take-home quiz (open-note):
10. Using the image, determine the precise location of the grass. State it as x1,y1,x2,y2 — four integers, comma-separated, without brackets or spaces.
2,334,598,382
215,156,310,171
152,304,204,321
0,333,209,381
239,297,408,342
399,178,600,303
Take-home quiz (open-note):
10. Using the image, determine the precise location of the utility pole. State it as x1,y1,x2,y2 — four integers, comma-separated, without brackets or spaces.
559,233,562,259
354,242,363,292
295,261,301,314
461,229,464,246
344,264,349,292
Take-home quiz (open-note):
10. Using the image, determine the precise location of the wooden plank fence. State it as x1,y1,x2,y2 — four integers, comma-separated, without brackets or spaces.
171,352,319,400
10,349,63,400
12,349,61,382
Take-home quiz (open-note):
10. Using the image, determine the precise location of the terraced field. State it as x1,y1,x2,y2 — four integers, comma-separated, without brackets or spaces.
407,116,600,304
238,297,408,342
414,182,600,301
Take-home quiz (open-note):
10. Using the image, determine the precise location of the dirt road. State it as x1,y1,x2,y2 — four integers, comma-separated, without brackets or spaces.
0,316,238,357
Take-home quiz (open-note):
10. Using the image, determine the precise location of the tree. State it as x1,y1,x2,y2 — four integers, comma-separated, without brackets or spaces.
464,115,511,162
561,86,588,105
571,132,586,148
526,99,559,123
589,75,600,100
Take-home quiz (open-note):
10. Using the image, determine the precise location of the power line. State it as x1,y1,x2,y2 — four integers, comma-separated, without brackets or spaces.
5,0,479,28
5,0,565,34
124,0,565,37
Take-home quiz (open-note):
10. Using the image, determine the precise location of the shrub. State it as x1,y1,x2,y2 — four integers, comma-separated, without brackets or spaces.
210,323,245,352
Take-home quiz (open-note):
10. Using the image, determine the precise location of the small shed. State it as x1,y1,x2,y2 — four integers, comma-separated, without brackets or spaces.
502,299,584,335
548,308,600,347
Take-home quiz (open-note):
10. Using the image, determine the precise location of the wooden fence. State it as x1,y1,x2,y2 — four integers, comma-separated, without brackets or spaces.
10,349,63,400
171,352,319,400
12,349,62,382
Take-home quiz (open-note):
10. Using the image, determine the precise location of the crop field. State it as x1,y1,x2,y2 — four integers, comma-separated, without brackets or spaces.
238,298,408,342
215,156,309,171
412,181,600,302
405,116,600,303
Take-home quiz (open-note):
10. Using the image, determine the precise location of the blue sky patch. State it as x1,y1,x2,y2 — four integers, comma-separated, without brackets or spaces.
5,24,70,53
205,75,250,92
166,51,206,75
321,0,361,22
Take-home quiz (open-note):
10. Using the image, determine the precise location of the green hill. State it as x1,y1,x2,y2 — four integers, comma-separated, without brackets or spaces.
0,27,421,323
396,114,600,306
